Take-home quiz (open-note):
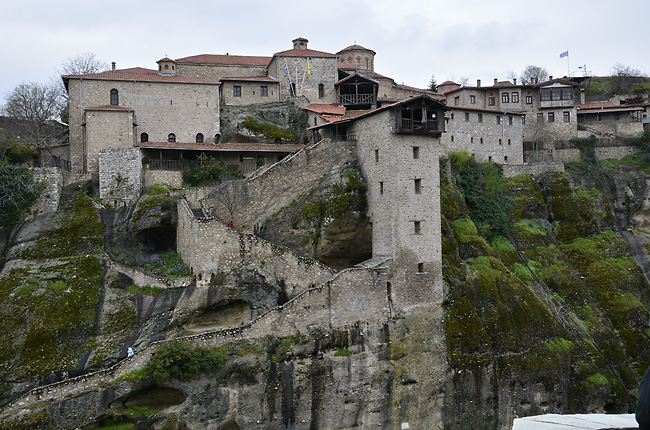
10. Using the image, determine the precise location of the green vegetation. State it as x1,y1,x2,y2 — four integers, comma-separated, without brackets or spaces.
126,284,163,295
131,185,174,223
46,280,68,292
0,161,43,226
181,154,244,186
241,118,297,142
586,373,609,386
124,341,228,383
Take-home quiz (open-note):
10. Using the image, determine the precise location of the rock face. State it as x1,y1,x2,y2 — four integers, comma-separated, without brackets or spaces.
2,158,650,429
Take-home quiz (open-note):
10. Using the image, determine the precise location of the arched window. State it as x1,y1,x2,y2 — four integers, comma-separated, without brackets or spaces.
168,133,176,143
140,133,148,143
110,89,118,105
196,133,204,143
318,84,324,99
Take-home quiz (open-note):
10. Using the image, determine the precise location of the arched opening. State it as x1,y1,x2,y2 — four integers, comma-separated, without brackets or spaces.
110,89,118,105
140,132,148,143
318,84,324,99
168,133,176,143
196,133,204,143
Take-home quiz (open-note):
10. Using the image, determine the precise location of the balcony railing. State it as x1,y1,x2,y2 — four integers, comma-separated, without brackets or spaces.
339,93,375,105
399,119,439,133
146,159,260,174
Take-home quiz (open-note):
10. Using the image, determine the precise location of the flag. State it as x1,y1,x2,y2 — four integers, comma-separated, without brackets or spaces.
284,59,288,76
307,58,311,75
559,51,569,58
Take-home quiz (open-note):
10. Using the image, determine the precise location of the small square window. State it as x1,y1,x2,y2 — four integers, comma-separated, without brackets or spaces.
454,96,459,106
469,95,476,104
233,86,241,97
512,92,519,103
417,262,424,273
375,149,379,162
414,221,421,235
496,116,502,125
413,146,419,159
478,113,483,123
465,112,470,122
548,112,555,122
260,86,268,96
537,113,544,123
414,178,422,194
526,95,533,104
489,97,495,106
508,116,513,125
502,92,509,103
563,111,570,122
379,182,384,195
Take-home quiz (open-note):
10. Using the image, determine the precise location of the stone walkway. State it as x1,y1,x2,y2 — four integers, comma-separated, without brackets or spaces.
512,413,638,429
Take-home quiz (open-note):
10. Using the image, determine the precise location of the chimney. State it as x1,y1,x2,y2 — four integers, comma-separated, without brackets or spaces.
494,78,498,85
513,78,517,85
549,75,553,81
580,88,586,104
112,62,116,71
477,79,481,87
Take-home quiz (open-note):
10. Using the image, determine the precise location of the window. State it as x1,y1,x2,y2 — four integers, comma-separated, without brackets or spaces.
537,113,544,123
196,133,204,143
478,113,483,123
451,113,455,120
504,156,508,162
561,88,573,100
375,149,379,162
164,64,169,70
614,113,620,121
379,182,384,195
260,86,268,96
365,59,369,69
168,133,176,142
508,116,513,125
414,178,422,194
414,221,421,235
499,139,502,145
488,156,492,161
548,112,555,122
470,137,474,143
413,146,419,159
526,95,533,104
417,262,424,273
318,84,324,99
140,133,148,143
508,139,511,145
110,89,118,105
541,89,551,101
512,92,519,103
502,92,509,103
469,95,476,104
563,111,570,122
454,96,459,106
541,87,573,101
496,116,502,125
489,97,495,106
522,115,526,124
465,112,470,122
233,86,241,97
451,135,454,142
480,137,484,144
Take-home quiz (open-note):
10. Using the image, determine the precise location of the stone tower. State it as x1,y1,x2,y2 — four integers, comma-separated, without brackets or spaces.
337,44,376,72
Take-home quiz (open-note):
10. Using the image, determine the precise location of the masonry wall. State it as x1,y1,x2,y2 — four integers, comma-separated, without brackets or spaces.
177,199,337,293
67,78,221,175
99,148,142,206
352,109,444,309
221,81,280,106
445,109,524,164
143,168,183,189
203,138,357,228
268,56,339,104
86,109,134,177
177,63,267,82
32,168,63,214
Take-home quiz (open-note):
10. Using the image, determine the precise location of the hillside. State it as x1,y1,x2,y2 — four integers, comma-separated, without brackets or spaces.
0,148,650,428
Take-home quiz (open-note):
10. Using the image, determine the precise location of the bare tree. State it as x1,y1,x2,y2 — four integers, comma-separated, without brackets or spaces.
506,71,517,83
520,65,549,84
609,62,647,95
2,82,61,166
459,76,469,86
212,179,247,225
51,53,109,122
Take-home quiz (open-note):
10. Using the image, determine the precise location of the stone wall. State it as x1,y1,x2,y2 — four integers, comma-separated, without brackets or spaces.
143,168,183,189
221,81,280,106
177,199,337,293
85,109,135,177
350,107,445,309
105,257,192,290
445,108,524,164
177,63,267,82
203,138,357,228
99,148,142,206
2,267,388,416
31,168,63,214
67,78,221,175
268,55,339,104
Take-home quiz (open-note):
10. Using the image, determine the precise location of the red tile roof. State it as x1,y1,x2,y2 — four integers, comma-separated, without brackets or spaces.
219,76,278,83
302,103,346,115
273,48,337,58
337,44,376,55
137,142,304,152
63,68,218,84
157,57,176,63
175,54,271,66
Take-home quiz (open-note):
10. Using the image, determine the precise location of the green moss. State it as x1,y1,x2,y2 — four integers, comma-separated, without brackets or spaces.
46,280,68,292
241,117,297,142
546,338,575,354
334,347,357,357
586,373,609,386
16,285,38,296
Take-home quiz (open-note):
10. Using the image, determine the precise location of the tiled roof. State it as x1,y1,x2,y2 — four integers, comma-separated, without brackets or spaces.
273,48,337,58
219,76,278,83
175,54,271,66
137,142,304,152
157,57,176,63
63,68,218,84
337,44,376,55
302,103,346,115
85,105,134,111
335,73,379,86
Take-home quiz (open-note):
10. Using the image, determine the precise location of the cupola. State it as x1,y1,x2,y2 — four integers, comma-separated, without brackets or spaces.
157,57,177,75
292,37,309,50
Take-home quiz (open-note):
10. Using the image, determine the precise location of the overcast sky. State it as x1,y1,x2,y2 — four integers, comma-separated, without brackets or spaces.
2,0,649,102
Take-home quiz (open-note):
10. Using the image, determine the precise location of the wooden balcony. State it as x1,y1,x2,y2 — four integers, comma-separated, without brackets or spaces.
398,119,441,135
339,93,375,105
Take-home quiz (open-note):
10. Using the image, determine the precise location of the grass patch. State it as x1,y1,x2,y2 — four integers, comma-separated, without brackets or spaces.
586,373,608,386
334,347,357,357
16,285,38,296
546,338,575,354
46,280,68,292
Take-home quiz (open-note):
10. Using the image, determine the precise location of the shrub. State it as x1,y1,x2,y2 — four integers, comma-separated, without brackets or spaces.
147,341,228,382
